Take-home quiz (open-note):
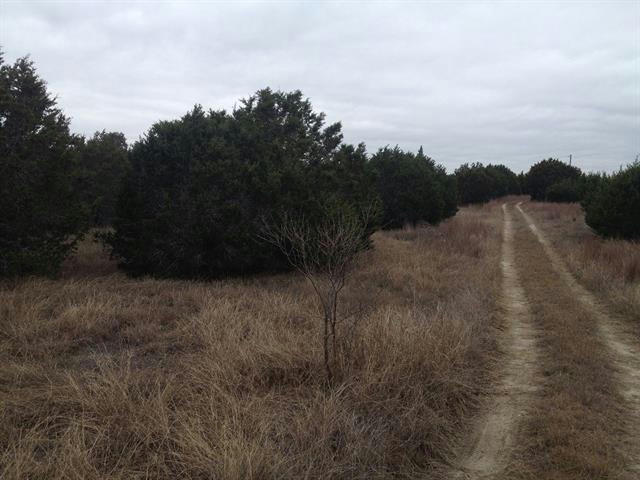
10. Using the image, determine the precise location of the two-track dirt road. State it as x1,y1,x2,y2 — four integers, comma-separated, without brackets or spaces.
451,201,640,479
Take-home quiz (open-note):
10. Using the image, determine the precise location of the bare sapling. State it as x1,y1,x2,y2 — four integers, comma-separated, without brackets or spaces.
261,204,376,383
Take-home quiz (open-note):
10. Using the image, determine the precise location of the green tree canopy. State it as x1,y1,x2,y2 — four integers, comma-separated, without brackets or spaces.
584,162,640,239
369,146,456,229
525,158,582,201
455,162,520,205
104,89,378,278
75,131,130,226
0,54,86,276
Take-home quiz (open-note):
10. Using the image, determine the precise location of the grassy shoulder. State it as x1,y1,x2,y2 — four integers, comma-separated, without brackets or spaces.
0,204,503,479
521,201,640,328
507,206,629,479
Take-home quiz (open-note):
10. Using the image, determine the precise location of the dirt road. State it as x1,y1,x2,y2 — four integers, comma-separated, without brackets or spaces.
453,202,640,479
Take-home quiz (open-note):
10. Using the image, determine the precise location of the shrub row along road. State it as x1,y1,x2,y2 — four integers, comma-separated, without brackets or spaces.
452,202,640,480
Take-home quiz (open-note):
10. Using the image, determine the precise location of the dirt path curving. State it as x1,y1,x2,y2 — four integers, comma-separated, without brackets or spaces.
516,201,640,475
450,204,539,479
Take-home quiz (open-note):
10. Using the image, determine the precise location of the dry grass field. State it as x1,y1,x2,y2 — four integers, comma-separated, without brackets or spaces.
521,201,640,326
0,204,504,479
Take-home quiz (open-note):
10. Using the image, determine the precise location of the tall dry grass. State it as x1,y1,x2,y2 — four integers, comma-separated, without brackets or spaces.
522,201,640,324
0,204,503,479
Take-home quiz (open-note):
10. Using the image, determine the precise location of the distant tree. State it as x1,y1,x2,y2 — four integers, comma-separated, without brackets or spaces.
525,158,581,201
0,54,86,276
104,89,378,278
545,178,581,203
75,131,129,226
455,163,520,205
455,163,493,204
584,162,640,239
485,164,520,197
369,146,454,229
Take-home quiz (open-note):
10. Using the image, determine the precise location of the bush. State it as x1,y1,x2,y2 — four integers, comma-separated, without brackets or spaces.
584,162,640,239
455,162,519,204
0,54,86,277
545,178,581,203
525,158,582,201
369,146,456,229
103,89,378,278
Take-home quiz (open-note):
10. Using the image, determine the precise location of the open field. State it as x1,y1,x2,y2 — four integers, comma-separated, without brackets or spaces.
0,204,504,479
2,199,640,479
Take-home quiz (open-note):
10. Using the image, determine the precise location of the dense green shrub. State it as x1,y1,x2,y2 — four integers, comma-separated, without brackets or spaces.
369,146,456,229
525,158,581,201
455,162,519,204
104,89,379,278
584,162,640,239
545,178,581,203
0,54,86,276
75,131,130,226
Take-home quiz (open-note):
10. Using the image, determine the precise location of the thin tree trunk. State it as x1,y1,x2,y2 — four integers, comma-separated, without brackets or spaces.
323,314,332,384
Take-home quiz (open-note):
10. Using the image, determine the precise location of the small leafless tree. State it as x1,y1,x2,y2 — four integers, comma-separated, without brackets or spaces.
260,205,376,383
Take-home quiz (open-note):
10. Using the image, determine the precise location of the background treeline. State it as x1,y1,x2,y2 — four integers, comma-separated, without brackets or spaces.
454,163,522,204
1,53,457,278
517,158,639,239
2,53,638,278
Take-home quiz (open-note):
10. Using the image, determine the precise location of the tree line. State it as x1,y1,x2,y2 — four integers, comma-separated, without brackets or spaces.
1,54,459,278
1,53,638,278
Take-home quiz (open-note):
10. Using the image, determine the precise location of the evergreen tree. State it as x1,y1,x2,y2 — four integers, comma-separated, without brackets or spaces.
369,146,454,229
75,131,129,226
104,89,377,278
0,54,86,276
584,162,640,239
525,158,582,201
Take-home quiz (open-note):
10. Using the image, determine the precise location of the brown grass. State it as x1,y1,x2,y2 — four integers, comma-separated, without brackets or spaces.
507,207,629,479
522,201,640,324
0,204,503,479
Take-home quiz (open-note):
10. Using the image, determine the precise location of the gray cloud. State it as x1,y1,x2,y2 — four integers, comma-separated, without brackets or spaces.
1,0,638,172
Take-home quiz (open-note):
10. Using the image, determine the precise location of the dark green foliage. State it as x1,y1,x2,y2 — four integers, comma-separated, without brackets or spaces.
368,146,456,229
104,89,379,278
455,163,493,205
75,131,130,226
545,178,581,203
525,158,581,201
486,164,521,197
455,162,519,204
0,54,86,277
584,162,640,239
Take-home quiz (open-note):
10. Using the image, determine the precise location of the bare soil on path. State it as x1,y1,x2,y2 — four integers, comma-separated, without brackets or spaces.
450,204,540,479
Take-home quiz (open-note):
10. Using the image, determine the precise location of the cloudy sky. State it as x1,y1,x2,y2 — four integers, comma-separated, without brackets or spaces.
1,1,638,172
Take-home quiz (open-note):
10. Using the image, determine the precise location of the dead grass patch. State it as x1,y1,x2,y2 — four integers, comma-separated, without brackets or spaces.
523,201,640,328
1,205,503,479
507,211,629,479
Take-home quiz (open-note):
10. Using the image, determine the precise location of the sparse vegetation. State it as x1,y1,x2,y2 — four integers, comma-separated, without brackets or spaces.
260,203,377,383
521,201,640,325
507,210,629,479
0,205,503,479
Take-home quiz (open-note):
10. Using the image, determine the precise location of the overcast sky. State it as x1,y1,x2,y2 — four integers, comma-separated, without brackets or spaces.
1,1,638,172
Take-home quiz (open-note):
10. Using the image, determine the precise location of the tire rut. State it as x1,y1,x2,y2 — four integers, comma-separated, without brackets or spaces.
516,201,640,474
450,204,539,479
